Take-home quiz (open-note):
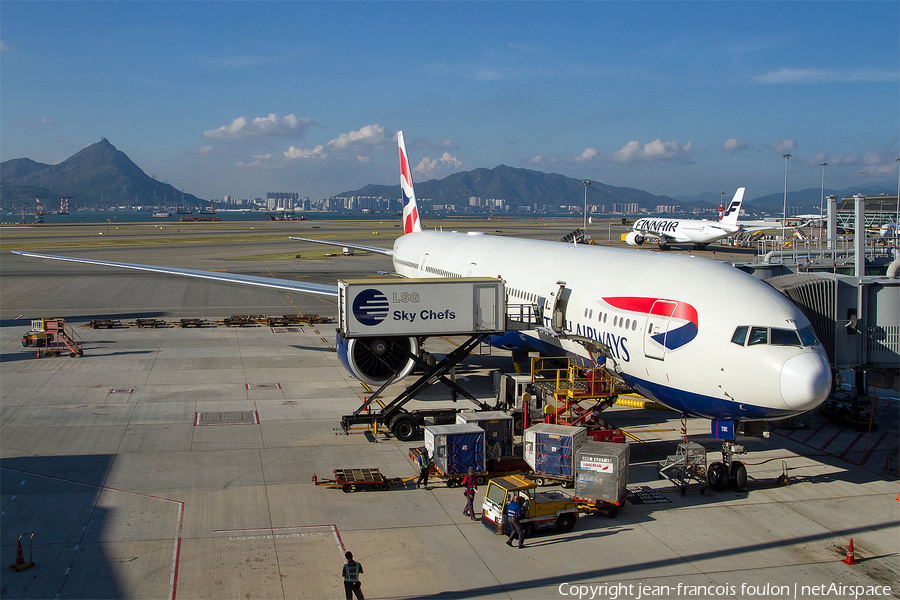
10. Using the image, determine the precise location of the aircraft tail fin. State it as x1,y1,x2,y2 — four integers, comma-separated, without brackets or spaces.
398,131,423,234
720,187,745,226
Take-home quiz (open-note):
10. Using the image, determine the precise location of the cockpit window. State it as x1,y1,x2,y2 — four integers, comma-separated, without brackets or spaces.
747,327,768,346
770,328,801,346
799,326,819,346
733,325,820,348
731,326,748,346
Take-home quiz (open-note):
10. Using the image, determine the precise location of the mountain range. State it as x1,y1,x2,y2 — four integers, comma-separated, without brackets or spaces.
1,139,202,211
1,140,891,213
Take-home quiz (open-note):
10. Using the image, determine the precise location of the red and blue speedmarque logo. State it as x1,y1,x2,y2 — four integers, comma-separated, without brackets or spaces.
604,297,699,350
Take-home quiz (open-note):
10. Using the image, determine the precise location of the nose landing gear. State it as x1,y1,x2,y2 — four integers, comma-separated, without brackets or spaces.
708,441,747,492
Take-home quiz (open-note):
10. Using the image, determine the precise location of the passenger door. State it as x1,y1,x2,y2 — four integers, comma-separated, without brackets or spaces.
643,300,678,360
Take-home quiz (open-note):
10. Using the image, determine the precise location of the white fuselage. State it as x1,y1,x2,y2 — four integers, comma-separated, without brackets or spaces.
631,217,740,246
392,230,832,421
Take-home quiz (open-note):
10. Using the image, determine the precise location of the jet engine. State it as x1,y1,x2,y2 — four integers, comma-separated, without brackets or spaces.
625,231,645,246
336,332,419,386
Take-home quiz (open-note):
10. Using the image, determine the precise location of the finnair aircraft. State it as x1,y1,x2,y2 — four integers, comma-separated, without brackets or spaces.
626,188,746,249
14,131,832,490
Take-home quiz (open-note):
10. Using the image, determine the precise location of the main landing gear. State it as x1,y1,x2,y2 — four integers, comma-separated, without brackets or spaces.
707,441,747,492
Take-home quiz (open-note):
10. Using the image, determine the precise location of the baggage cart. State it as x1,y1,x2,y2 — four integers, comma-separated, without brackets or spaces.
312,468,414,493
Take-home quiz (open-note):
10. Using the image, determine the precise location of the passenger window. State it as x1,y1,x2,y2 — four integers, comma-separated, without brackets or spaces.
632,320,637,331
731,326,748,346
799,326,819,346
625,318,630,329
748,327,768,346
770,328,801,346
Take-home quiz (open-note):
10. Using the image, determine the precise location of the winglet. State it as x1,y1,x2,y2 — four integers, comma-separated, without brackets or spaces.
720,187,745,226
398,131,423,234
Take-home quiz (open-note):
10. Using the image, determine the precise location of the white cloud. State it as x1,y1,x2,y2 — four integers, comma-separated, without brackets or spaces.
10,116,56,131
755,68,898,84
284,145,325,159
770,139,797,154
721,138,749,154
612,139,695,163
326,124,390,149
574,148,599,162
415,152,463,179
236,153,273,167
282,124,393,161
203,113,315,140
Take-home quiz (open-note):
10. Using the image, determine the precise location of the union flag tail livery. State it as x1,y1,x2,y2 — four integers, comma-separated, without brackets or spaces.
398,131,423,235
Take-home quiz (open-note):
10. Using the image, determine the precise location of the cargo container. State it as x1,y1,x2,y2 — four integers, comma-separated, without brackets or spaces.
424,424,485,476
574,441,630,506
523,423,588,480
338,277,505,338
455,411,514,457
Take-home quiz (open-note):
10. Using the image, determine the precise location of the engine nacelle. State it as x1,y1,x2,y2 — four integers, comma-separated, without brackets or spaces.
625,231,645,246
336,332,419,386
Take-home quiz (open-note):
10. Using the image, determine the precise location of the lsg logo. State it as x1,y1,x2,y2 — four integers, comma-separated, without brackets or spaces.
393,292,420,303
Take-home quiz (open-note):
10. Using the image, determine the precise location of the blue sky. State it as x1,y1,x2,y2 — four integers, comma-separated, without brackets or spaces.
2,1,897,202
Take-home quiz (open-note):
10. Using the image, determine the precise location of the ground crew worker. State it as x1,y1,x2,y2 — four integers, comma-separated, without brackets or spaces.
505,495,525,548
342,551,365,600
462,467,477,519
416,449,431,489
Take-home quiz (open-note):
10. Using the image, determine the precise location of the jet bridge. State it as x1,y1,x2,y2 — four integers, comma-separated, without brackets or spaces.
336,277,541,440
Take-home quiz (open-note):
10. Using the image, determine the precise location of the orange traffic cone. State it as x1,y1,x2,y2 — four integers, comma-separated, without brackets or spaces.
841,538,859,565
9,534,35,572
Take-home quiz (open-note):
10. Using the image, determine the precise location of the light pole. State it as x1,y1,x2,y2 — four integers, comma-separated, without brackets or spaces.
582,180,591,230
819,162,827,245
782,153,792,242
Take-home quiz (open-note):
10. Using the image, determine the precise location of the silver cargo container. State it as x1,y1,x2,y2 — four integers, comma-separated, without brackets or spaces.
574,441,630,503
455,411,514,457
523,423,588,477
424,423,486,475
338,277,505,338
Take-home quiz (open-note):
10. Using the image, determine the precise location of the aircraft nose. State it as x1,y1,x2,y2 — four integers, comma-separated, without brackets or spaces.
780,352,832,410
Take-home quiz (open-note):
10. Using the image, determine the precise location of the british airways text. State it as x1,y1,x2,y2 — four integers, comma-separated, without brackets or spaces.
543,316,631,362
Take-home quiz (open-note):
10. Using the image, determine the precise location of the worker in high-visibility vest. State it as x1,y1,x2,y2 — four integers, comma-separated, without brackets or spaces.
341,551,365,600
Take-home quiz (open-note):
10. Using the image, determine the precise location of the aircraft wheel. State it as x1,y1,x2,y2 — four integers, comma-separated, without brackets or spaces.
707,462,729,492
730,461,748,491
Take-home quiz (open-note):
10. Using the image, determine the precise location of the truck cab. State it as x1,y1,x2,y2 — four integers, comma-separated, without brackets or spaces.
481,474,578,536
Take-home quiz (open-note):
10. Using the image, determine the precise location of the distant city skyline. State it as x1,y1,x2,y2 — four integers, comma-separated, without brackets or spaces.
1,2,897,202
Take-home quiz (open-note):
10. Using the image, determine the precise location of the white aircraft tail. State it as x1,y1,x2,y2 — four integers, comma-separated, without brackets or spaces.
398,131,423,234
720,187,745,226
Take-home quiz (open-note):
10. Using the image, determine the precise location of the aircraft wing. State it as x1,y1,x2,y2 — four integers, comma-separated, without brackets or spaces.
289,237,393,256
11,251,339,297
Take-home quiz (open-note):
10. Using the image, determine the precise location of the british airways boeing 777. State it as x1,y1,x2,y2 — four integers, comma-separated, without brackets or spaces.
14,131,832,490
